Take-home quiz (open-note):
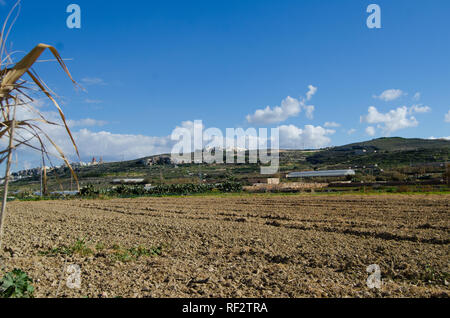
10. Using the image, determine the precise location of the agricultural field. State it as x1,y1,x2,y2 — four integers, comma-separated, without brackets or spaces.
0,194,449,298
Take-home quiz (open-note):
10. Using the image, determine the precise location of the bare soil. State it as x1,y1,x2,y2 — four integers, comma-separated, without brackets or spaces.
1,194,449,298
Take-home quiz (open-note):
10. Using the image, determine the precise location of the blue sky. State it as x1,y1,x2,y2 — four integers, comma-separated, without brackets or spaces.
1,0,450,167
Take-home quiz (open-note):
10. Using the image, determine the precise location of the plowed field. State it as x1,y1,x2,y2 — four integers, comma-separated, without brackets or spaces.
1,194,448,298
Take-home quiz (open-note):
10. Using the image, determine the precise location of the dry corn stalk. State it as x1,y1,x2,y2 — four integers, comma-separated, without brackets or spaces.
0,1,80,249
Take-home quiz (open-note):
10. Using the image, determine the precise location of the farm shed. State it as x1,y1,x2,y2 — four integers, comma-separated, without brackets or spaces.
287,169,356,178
267,178,280,185
112,179,145,185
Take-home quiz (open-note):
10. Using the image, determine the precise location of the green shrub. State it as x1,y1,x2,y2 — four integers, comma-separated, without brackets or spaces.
79,184,99,196
71,238,93,256
112,245,162,262
39,238,93,257
0,269,34,298
216,181,242,193
80,182,242,197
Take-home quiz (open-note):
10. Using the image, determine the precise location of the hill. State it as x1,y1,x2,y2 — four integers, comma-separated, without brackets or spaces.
333,137,450,152
305,137,450,168
9,137,450,192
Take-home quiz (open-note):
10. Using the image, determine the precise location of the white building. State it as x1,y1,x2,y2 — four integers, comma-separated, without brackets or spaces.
287,170,356,178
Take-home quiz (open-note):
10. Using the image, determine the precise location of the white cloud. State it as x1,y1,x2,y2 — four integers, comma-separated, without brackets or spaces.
429,136,450,141
85,99,103,104
178,120,204,131
81,77,106,86
324,122,341,128
445,110,450,123
374,89,405,102
304,105,315,120
246,96,302,124
413,92,421,101
246,86,317,124
67,118,108,128
306,85,318,101
68,129,171,160
8,106,146,162
347,129,357,135
365,126,376,136
14,105,106,129
409,104,431,114
278,125,334,149
64,120,204,161
13,121,173,163
360,105,431,134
